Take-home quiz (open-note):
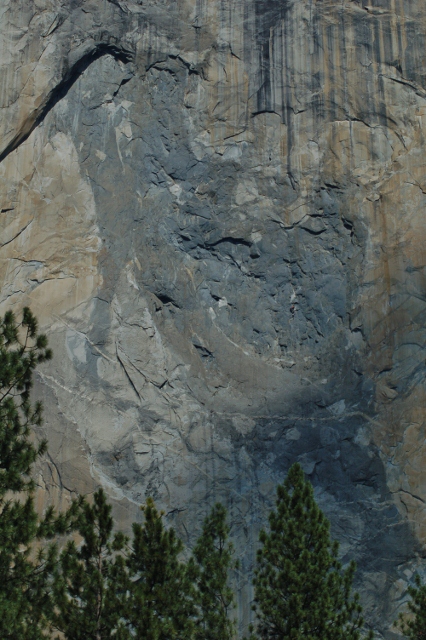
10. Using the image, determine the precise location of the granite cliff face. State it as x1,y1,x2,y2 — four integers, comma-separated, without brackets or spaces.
1,0,426,634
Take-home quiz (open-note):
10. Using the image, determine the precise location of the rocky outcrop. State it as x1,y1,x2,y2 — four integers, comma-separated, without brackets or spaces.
2,0,426,635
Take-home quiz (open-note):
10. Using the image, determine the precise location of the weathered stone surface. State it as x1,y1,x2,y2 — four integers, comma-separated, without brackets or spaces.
2,0,426,635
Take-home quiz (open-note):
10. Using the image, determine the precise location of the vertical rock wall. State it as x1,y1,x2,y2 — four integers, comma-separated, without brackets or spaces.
1,0,426,635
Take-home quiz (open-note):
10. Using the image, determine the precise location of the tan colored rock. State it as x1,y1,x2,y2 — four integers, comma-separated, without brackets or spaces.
2,0,426,634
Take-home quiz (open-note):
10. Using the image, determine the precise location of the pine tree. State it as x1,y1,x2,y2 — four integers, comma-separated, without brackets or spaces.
0,309,134,640
252,463,372,640
191,503,237,640
398,574,426,640
127,497,197,640
0,307,73,639
51,488,131,640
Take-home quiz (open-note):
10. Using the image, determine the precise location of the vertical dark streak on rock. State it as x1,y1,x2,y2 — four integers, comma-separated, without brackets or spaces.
283,7,294,185
405,19,426,88
278,18,285,123
270,22,275,112
255,9,270,112
373,18,388,128
253,0,291,113
396,0,405,76
354,15,372,126
338,7,348,122
250,0,296,183
327,23,336,122
259,37,270,113
382,16,394,71
311,5,325,129
220,0,227,52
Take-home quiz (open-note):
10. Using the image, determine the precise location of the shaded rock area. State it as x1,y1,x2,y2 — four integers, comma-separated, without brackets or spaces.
1,0,426,635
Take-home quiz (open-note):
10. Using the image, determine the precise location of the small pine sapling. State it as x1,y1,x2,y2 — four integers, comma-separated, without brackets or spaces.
127,497,196,640
191,503,237,640
51,488,131,640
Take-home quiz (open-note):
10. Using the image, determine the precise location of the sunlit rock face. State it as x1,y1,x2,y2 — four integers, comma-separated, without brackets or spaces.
1,0,426,634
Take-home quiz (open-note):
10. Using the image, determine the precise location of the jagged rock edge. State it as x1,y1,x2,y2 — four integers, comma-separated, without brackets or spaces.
0,42,135,165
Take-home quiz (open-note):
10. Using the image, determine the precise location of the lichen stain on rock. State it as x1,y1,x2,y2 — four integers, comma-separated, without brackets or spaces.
2,0,426,635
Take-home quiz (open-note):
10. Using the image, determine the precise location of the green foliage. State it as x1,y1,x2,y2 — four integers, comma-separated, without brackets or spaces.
191,503,237,640
398,574,426,640
252,463,372,640
0,307,74,639
127,497,197,640
0,307,52,494
51,488,131,640
52,495,238,640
